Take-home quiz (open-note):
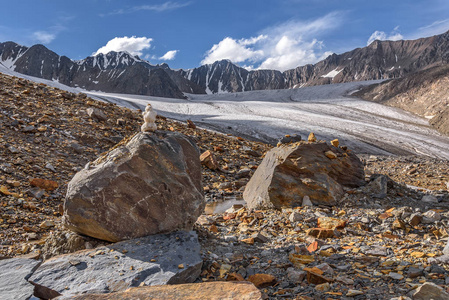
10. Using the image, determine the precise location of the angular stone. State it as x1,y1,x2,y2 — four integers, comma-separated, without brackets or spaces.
59,282,263,300
422,195,439,203
364,174,388,198
63,132,204,242
29,231,202,299
317,217,346,229
86,107,107,121
243,142,364,209
331,139,339,147
29,178,59,191
409,213,422,226
278,134,302,145
388,272,404,280
289,211,302,222
307,228,336,239
305,269,332,284
0,258,42,300
325,151,337,159
407,267,424,278
422,210,441,224
248,274,277,288
308,133,317,142
200,150,219,170
412,282,449,300
443,239,449,255
346,289,364,297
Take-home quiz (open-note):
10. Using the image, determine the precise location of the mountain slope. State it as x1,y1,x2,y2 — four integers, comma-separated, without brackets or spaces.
0,42,192,98
180,30,449,93
354,64,449,135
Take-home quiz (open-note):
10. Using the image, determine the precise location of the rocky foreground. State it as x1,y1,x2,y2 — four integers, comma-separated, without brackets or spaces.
1,72,449,299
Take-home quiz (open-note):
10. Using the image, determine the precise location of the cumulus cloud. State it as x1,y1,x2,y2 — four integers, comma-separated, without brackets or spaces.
32,31,56,44
367,27,404,45
160,50,179,60
201,36,266,65
94,36,153,56
102,1,191,16
201,12,343,71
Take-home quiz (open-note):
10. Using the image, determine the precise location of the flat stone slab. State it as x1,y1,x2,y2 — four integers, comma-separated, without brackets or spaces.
60,282,262,300
0,258,42,300
29,231,202,299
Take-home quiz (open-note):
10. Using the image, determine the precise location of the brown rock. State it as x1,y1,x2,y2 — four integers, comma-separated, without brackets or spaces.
63,132,204,242
243,142,364,209
57,282,262,300
306,228,336,239
331,139,339,147
317,217,346,229
248,274,277,288
29,178,59,191
200,150,219,170
304,268,333,284
187,119,196,129
325,151,337,159
226,273,245,281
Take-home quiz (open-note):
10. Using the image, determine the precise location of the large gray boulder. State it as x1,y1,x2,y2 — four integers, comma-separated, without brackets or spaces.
0,258,42,300
243,142,365,209
29,231,202,299
63,131,204,242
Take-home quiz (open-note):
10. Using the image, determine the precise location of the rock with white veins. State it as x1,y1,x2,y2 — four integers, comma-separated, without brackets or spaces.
29,231,203,299
0,258,42,300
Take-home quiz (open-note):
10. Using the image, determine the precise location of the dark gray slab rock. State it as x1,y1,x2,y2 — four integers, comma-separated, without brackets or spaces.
29,231,202,299
0,258,42,300
63,132,204,242
243,142,365,209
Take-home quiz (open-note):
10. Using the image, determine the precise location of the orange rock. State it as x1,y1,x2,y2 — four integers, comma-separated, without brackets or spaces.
226,273,245,281
209,224,219,233
304,268,333,284
248,274,277,288
307,241,319,253
331,139,339,147
317,217,346,229
200,150,219,170
29,178,59,191
306,228,336,239
325,151,337,159
308,132,317,142
241,238,255,245
66,282,263,300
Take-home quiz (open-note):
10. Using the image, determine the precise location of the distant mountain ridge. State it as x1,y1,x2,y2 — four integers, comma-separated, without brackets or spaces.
1,30,448,97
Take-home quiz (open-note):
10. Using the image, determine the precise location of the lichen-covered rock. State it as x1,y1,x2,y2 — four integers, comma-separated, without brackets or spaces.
63,131,204,242
243,142,364,209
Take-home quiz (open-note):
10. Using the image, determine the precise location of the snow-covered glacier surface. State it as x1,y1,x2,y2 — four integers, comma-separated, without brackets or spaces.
1,63,448,158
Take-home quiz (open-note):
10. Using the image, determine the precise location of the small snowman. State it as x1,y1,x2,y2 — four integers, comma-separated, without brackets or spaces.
141,104,157,132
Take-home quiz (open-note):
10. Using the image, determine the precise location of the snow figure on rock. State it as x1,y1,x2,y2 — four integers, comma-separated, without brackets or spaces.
141,104,157,132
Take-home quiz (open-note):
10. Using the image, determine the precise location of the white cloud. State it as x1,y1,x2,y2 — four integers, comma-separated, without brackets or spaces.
367,28,404,45
94,36,153,56
32,31,56,44
102,1,191,16
201,12,344,71
201,36,265,65
411,19,449,39
160,50,179,60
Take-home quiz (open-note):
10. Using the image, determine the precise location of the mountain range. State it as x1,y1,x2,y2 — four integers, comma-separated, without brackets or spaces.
1,30,449,98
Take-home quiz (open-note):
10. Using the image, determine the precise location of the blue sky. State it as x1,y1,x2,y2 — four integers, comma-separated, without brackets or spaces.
1,0,449,71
